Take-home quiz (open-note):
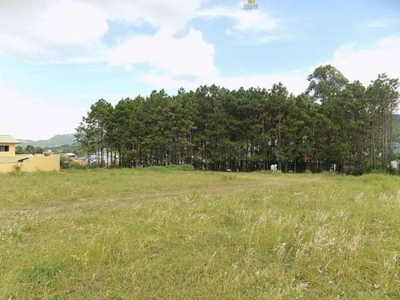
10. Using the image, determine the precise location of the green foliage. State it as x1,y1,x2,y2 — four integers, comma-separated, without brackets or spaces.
146,164,195,172
15,146,43,155
359,166,398,176
25,145,35,154
20,261,64,284
15,146,26,154
59,156,71,169
74,66,400,173
34,146,43,154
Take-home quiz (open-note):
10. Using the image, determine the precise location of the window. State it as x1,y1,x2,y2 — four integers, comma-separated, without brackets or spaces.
0,145,9,152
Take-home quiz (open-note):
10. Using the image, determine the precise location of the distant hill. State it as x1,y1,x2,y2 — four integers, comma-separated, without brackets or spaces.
18,134,78,149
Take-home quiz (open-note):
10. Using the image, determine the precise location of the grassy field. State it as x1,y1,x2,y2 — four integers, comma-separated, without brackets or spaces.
1,169,400,299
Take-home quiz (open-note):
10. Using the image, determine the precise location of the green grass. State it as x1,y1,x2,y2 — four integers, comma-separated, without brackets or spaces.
1,169,400,299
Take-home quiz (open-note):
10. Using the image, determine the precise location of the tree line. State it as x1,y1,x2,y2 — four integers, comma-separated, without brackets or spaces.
75,65,400,173
16,145,44,155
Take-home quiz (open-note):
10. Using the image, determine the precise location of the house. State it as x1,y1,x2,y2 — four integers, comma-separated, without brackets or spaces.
0,135,60,173
0,135,18,156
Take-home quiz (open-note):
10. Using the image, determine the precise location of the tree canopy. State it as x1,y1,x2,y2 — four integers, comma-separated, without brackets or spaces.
75,65,400,173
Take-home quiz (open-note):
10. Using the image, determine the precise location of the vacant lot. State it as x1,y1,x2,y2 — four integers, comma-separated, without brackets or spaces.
1,169,400,299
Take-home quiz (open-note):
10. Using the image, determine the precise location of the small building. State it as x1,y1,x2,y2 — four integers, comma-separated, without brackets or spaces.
0,135,19,158
63,153,77,159
0,135,60,173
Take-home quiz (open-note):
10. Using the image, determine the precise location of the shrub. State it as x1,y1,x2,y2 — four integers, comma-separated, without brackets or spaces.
60,156,71,169
357,166,398,176
12,164,22,172
146,164,195,172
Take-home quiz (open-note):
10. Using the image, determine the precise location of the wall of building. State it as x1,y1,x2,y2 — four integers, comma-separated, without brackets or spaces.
0,154,60,173
0,143,16,157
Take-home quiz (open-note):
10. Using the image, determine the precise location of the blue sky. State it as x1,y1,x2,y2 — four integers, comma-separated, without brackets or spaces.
1,0,399,140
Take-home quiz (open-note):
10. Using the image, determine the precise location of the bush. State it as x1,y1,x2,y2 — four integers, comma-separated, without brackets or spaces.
146,164,195,172
167,164,195,171
60,157,71,169
355,165,398,176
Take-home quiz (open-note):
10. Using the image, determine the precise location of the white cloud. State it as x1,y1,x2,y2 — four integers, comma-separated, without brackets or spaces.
142,69,308,96
33,0,107,45
83,0,206,30
0,0,108,61
0,79,87,140
196,3,280,43
142,36,400,95
107,27,218,82
360,17,399,29
324,36,400,85
0,0,206,61
216,36,400,93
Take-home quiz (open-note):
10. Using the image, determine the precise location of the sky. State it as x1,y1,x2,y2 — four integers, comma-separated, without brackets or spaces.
1,0,400,140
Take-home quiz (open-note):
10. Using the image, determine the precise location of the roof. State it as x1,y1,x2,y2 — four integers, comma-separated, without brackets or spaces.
0,154,31,164
0,135,20,144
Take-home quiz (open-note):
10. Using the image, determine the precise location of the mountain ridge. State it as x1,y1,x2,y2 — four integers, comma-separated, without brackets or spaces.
18,134,77,148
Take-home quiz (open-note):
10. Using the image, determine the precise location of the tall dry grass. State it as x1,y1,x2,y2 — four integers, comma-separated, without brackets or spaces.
1,170,400,299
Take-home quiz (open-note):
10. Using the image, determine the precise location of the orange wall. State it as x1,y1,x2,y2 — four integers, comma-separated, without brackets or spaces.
0,154,60,173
